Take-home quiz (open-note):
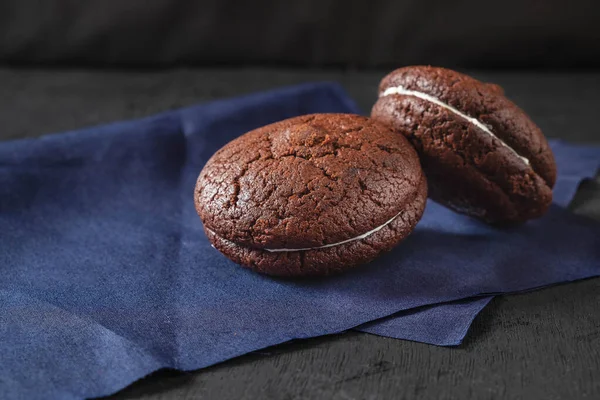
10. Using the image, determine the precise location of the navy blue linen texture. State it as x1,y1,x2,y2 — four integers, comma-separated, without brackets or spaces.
1,83,599,400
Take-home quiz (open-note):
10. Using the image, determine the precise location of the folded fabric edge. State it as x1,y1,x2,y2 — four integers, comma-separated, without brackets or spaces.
355,297,494,346
95,294,499,398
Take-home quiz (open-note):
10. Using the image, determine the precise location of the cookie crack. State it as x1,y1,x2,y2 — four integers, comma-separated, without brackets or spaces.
230,154,261,206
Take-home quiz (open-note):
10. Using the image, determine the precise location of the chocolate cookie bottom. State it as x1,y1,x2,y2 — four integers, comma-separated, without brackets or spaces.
205,176,427,277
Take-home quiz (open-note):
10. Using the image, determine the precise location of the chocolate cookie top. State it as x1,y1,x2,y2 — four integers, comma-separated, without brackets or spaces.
195,114,425,251
378,66,556,188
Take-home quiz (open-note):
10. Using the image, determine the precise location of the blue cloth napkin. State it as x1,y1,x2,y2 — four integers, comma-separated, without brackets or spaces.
359,140,600,345
1,83,599,400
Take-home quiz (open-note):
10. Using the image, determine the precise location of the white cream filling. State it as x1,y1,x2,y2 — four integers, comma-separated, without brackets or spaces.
263,210,403,252
380,86,530,165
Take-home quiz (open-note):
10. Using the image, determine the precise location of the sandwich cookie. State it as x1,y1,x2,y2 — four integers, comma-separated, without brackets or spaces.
195,114,427,277
371,66,556,224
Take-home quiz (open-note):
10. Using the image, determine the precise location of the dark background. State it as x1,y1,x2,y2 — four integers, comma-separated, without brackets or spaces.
2,1,600,399
1,0,599,69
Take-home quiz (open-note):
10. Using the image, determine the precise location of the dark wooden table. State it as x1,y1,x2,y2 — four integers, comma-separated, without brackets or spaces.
2,68,599,400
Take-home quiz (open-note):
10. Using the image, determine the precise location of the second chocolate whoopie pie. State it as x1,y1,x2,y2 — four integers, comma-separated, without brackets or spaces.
371,66,557,224
195,114,427,277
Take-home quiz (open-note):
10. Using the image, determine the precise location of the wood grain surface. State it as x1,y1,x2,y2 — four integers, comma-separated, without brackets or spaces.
1,68,598,400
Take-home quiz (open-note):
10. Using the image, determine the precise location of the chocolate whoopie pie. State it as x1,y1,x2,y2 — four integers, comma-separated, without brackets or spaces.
371,66,556,224
195,114,427,277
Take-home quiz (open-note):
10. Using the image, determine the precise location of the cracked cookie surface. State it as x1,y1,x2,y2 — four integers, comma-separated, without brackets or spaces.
371,66,557,224
195,113,427,276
